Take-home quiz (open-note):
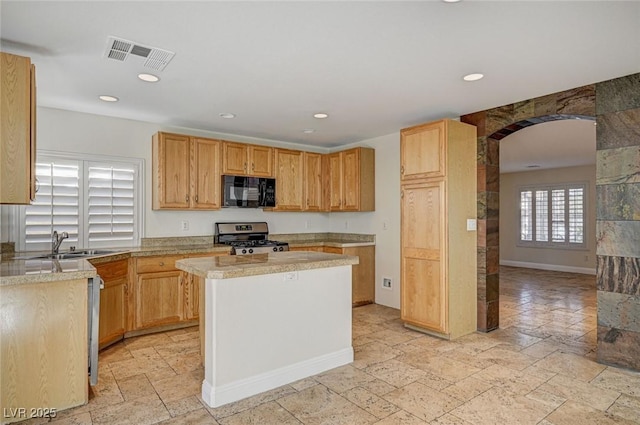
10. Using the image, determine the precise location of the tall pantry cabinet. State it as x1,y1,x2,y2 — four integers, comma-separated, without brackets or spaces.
400,119,477,340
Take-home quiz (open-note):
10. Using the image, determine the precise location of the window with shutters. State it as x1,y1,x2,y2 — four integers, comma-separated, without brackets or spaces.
17,151,143,251
518,183,586,249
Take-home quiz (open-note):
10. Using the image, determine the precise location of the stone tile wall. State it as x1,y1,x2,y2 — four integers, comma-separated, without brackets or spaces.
594,74,640,370
461,72,640,372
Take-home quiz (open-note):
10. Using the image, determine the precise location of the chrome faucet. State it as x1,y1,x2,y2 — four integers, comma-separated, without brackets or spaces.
52,230,69,254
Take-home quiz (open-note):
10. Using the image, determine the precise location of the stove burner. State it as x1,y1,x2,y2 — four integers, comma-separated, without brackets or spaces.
215,222,289,255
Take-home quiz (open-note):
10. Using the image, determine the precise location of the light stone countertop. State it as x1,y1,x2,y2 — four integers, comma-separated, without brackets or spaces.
0,258,98,286
176,251,359,279
1,233,373,285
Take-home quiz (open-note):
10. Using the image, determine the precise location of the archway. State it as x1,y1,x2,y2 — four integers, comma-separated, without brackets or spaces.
460,73,640,372
461,86,596,332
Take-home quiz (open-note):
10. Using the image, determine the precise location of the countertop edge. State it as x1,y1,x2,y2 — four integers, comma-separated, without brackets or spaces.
176,253,359,280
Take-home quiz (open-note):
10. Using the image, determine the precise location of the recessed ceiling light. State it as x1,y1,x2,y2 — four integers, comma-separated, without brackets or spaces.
138,73,160,82
526,165,541,168
313,113,329,119
442,0,462,2
99,95,119,102
463,73,484,82
302,129,315,134
219,113,236,119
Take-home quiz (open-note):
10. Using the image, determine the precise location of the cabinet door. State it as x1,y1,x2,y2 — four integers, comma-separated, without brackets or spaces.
184,272,199,320
327,152,343,211
342,148,361,211
96,259,128,349
400,121,445,181
222,142,248,175
345,246,375,306
135,271,184,329
191,138,221,209
153,133,191,208
400,181,447,333
274,149,304,211
1,53,34,204
249,145,273,177
304,152,323,211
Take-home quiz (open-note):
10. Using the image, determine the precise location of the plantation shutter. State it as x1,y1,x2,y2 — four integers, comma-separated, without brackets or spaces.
86,162,137,245
24,160,80,249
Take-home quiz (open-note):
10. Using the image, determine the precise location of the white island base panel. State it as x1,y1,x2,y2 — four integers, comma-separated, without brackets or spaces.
201,265,353,408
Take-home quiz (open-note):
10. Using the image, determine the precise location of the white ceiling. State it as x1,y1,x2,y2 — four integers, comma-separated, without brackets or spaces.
1,1,638,153
500,119,597,173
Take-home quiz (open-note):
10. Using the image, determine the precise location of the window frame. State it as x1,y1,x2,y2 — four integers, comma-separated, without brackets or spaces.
15,150,144,252
517,182,587,250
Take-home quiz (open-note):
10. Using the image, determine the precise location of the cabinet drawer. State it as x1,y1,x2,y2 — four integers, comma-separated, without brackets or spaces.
135,255,184,273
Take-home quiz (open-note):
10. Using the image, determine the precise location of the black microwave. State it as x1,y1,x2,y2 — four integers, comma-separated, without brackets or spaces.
221,175,276,208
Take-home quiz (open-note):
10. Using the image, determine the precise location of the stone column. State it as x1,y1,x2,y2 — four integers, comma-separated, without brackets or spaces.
595,73,640,370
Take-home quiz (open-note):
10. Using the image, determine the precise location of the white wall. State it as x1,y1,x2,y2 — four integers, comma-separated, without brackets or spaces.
499,165,597,274
5,107,403,308
328,133,401,308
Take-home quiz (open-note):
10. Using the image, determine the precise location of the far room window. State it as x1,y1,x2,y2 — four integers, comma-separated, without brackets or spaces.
518,183,586,248
17,151,144,251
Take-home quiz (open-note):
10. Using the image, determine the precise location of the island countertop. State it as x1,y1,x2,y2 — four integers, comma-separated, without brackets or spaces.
176,251,359,279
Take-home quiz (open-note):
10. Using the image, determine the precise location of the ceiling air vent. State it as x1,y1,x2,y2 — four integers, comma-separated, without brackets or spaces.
104,36,175,71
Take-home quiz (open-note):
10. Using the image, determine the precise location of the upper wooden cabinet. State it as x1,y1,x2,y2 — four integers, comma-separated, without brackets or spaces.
326,147,375,212
152,132,221,210
273,149,324,212
1,52,36,204
304,152,323,212
274,148,304,210
400,120,446,181
222,141,273,177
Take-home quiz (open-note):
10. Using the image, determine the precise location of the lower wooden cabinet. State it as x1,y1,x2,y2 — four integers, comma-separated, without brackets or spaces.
289,245,375,306
131,252,224,333
93,259,128,349
134,270,184,329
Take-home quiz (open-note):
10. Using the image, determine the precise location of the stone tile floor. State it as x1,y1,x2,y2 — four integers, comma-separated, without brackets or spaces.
24,267,640,424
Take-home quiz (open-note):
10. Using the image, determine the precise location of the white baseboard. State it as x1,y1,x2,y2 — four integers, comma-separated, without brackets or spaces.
202,347,354,408
500,260,596,275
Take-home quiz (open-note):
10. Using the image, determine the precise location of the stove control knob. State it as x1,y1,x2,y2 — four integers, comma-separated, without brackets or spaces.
248,248,254,254
279,246,284,251
241,249,247,254
273,247,278,252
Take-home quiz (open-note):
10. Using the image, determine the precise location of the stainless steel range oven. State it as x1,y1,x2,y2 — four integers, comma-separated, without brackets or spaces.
214,222,289,255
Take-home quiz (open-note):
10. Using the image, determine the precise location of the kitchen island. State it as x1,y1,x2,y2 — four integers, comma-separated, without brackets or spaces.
176,251,358,408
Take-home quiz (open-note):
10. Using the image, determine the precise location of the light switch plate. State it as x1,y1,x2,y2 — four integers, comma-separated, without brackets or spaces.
466,219,477,231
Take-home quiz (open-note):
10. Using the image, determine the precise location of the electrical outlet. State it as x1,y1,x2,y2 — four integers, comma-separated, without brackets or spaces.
383,221,388,230
181,220,189,231
383,278,392,289
344,221,349,229
284,272,298,281
466,219,477,231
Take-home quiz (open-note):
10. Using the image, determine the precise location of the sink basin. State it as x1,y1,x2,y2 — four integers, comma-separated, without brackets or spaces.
22,249,122,260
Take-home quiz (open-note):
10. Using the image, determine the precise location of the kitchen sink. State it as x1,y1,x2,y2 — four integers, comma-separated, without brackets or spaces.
19,249,123,260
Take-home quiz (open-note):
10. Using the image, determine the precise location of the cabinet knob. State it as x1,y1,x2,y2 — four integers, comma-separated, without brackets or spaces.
252,163,255,171
35,178,40,193
185,194,189,202
159,261,165,266
244,162,247,171
401,191,404,198
400,166,404,174
194,195,198,203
